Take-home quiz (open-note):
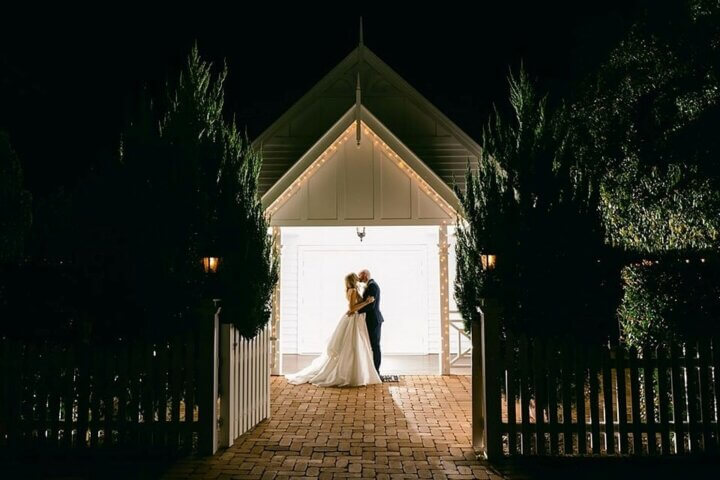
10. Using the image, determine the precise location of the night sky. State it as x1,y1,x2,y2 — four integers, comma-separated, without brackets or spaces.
1,3,640,196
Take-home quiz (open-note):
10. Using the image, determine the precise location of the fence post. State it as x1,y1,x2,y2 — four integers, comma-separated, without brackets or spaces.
472,311,485,452
478,300,502,461
198,304,220,455
270,226,282,376
438,225,451,375
219,322,235,449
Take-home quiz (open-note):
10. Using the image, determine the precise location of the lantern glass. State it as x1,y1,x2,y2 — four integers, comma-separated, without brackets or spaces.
481,254,497,271
202,256,220,274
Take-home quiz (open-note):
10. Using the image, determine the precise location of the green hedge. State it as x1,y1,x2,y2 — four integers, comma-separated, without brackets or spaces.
619,259,720,348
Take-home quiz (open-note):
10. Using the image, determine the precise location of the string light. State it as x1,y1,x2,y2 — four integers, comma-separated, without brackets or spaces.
266,122,457,218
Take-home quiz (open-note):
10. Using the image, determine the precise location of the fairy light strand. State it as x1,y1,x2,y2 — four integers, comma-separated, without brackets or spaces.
266,122,457,218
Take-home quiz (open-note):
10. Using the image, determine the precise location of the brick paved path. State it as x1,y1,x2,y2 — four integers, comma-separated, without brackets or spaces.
163,376,503,480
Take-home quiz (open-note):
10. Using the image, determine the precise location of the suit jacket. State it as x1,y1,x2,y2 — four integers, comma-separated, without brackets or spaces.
360,279,384,324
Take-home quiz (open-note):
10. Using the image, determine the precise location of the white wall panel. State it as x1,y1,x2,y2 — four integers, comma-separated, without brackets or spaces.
307,154,338,220
279,226,442,355
270,125,453,226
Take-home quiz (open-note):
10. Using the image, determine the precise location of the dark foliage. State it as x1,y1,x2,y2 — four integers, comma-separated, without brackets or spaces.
0,131,32,265
1,47,278,342
572,0,720,252
455,69,622,342
568,0,720,345
619,258,720,348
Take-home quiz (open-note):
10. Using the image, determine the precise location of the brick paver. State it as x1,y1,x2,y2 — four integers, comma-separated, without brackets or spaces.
163,376,502,480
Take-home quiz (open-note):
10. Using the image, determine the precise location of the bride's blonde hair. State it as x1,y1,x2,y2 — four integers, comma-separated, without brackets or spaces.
345,273,359,290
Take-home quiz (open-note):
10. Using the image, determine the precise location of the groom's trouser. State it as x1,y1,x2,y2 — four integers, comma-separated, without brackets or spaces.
367,320,382,373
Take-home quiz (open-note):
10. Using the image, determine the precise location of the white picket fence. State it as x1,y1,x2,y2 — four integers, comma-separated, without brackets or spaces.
218,322,271,450
0,306,272,457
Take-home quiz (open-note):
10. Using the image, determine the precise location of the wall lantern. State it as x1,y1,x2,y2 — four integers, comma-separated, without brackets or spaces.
202,256,221,274
356,227,366,242
480,254,497,271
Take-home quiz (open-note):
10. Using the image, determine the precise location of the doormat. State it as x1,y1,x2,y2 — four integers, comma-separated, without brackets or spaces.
381,375,400,382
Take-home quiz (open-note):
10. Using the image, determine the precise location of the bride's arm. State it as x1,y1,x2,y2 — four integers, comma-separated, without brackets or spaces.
347,293,375,314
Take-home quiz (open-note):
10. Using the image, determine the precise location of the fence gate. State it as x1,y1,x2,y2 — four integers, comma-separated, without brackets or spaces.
218,323,271,449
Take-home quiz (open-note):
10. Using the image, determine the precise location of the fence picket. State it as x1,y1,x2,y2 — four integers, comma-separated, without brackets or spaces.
2,340,10,448
104,346,115,448
142,342,154,448
546,339,559,455
505,331,517,455
157,340,169,449
49,345,60,448
264,325,269,420
656,346,671,455
63,345,75,449
642,345,657,455
49,345,61,447
561,338,573,455
588,347,601,454
253,332,258,427
698,338,713,452
245,334,250,433
1,340,9,448
117,343,128,447
77,345,90,449
253,330,257,427
575,344,587,455
533,339,546,455
131,341,144,448
712,337,720,453
91,348,103,448
257,328,266,423
244,331,248,433
183,329,196,452
237,334,244,435
519,334,531,454
685,342,700,452
36,343,49,447
614,346,628,454
601,346,614,455
669,344,685,454
628,348,642,455
22,343,35,448
235,329,240,437
11,340,23,449
0,340,5,447
169,335,182,450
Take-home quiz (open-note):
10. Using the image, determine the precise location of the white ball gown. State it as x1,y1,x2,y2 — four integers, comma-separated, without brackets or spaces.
285,310,382,387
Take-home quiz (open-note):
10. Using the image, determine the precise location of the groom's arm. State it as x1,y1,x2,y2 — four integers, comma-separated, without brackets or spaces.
359,283,378,314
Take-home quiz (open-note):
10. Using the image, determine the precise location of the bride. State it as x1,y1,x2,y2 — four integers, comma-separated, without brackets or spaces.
285,273,382,387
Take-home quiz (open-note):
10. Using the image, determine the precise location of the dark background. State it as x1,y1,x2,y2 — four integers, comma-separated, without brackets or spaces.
0,3,641,196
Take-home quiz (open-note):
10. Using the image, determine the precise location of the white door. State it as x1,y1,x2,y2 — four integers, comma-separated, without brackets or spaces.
297,246,428,354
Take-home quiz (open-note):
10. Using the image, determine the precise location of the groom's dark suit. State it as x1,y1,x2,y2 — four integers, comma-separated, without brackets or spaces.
360,279,383,374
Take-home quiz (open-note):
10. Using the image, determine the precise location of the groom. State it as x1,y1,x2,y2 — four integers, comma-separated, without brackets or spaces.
358,269,383,375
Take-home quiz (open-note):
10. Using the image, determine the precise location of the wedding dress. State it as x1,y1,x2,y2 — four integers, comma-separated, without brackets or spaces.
285,290,381,387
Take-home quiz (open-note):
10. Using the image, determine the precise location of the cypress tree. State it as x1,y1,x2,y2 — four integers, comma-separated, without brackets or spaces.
455,69,619,340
